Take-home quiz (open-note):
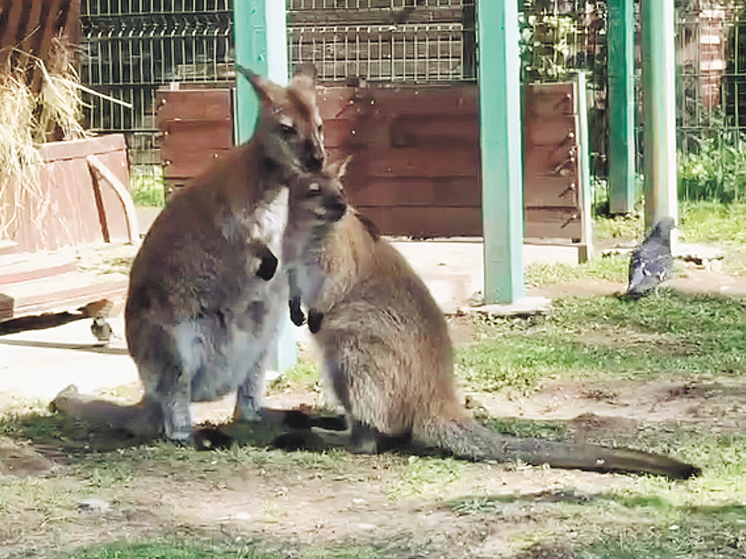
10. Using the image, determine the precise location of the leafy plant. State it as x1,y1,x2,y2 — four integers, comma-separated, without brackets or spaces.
678,137,746,203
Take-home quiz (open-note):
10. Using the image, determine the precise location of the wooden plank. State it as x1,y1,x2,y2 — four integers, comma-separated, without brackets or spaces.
523,176,579,208
365,147,479,178
30,0,63,93
524,208,582,241
17,0,44,71
156,89,233,126
160,120,234,162
0,253,76,286
347,177,480,207
322,119,353,149
369,86,479,116
164,149,233,180
523,144,580,180
317,87,357,120
354,206,482,237
0,0,24,66
0,272,128,318
525,115,578,147
40,134,127,162
525,82,576,117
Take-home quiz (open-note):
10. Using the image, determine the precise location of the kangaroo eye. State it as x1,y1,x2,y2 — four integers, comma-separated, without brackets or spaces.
281,123,297,136
308,182,321,195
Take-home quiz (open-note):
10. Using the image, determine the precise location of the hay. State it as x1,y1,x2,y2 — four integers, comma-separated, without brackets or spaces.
0,34,88,241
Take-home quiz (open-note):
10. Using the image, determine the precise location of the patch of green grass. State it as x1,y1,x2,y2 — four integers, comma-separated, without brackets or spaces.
270,359,320,392
595,212,644,241
130,167,165,207
386,455,465,500
526,253,628,287
594,201,746,249
55,538,383,559
679,201,746,247
456,291,746,392
576,507,746,559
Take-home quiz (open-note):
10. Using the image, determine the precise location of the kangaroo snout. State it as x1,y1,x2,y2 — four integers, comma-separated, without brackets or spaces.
304,141,325,171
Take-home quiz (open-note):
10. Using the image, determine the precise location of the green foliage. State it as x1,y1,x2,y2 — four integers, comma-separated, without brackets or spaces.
456,291,746,392
526,253,629,286
679,138,746,203
130,166,165,207
679,201,746,247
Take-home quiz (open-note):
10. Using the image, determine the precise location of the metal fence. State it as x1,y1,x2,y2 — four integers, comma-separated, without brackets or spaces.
677,2,746,151
286,0,477,83
519,0,746,179
80,0,234,166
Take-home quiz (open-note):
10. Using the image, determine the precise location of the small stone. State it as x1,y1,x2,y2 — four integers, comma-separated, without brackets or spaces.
78,498,111,513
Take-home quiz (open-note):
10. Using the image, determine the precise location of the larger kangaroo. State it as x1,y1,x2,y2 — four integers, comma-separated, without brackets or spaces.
53,68,326,442
285,191,700,480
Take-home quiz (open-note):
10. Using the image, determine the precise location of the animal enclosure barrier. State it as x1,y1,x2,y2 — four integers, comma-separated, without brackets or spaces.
80,0,234,166
286,0,476,83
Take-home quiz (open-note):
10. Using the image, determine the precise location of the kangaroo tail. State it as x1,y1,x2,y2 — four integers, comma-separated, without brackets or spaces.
417,419,700,480
50,384,163,439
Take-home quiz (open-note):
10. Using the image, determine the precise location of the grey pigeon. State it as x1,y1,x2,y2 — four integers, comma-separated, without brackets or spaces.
626,216,675,298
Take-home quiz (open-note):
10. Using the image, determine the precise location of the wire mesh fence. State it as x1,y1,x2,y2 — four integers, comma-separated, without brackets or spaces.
78,1,746,199
286,0,476,83
80,0,234,167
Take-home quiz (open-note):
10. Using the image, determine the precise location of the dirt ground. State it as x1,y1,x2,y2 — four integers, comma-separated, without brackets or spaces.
1,265,744,558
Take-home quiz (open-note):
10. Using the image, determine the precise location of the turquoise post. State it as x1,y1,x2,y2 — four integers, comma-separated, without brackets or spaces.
607,0,636,214
476,0,524,304
640,0,678,231
233,0,296,372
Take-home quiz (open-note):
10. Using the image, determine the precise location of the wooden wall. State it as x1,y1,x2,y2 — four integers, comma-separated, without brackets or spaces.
320,85,482,237
155,82,587,241
157,87,235,195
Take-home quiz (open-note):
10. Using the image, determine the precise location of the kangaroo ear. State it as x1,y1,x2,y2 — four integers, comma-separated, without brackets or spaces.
236,64,278,105
326,155,353,179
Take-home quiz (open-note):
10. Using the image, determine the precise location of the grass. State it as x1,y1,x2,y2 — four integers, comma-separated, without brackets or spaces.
594,201,746,247
130,166,166,207
53,539,381,559
530,201,746,288
456,290,746,393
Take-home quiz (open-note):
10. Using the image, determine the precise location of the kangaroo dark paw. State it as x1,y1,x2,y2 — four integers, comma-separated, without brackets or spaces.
289,296,306,326
272,432,313,451
194,426,234,451
308,309,324,334
256,251,278,281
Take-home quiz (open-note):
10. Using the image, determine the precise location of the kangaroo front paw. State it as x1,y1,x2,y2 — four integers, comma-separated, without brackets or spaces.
256,251,278,281
307,309,324,334
289,296,306,326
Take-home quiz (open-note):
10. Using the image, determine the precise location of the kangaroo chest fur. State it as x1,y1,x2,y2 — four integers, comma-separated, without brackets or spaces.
174,187,290,401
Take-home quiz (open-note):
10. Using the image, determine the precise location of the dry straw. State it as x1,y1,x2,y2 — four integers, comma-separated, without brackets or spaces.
0,34,88,242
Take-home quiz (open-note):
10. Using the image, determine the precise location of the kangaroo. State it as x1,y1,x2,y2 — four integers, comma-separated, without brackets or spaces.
284,197,700,479
52,67,326,442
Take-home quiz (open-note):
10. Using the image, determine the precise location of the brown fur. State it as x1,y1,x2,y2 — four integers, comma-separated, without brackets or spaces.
287,201,700,479
53,69,327,442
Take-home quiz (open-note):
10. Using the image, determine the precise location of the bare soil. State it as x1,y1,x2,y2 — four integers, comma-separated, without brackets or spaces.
1,268,745,558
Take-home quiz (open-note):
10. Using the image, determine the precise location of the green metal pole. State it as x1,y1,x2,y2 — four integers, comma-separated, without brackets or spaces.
476,0,524,304
607,0,636,214
233,1,296,372
640,0,678,230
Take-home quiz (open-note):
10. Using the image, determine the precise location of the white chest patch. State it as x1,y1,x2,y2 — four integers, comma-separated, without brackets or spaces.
249,187,289,257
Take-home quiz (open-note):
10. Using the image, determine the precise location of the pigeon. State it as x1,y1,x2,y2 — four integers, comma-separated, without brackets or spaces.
626,216,675,298
90,316,113,344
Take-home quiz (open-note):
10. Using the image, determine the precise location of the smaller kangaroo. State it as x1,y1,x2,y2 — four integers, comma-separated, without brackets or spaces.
284,191,700,479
